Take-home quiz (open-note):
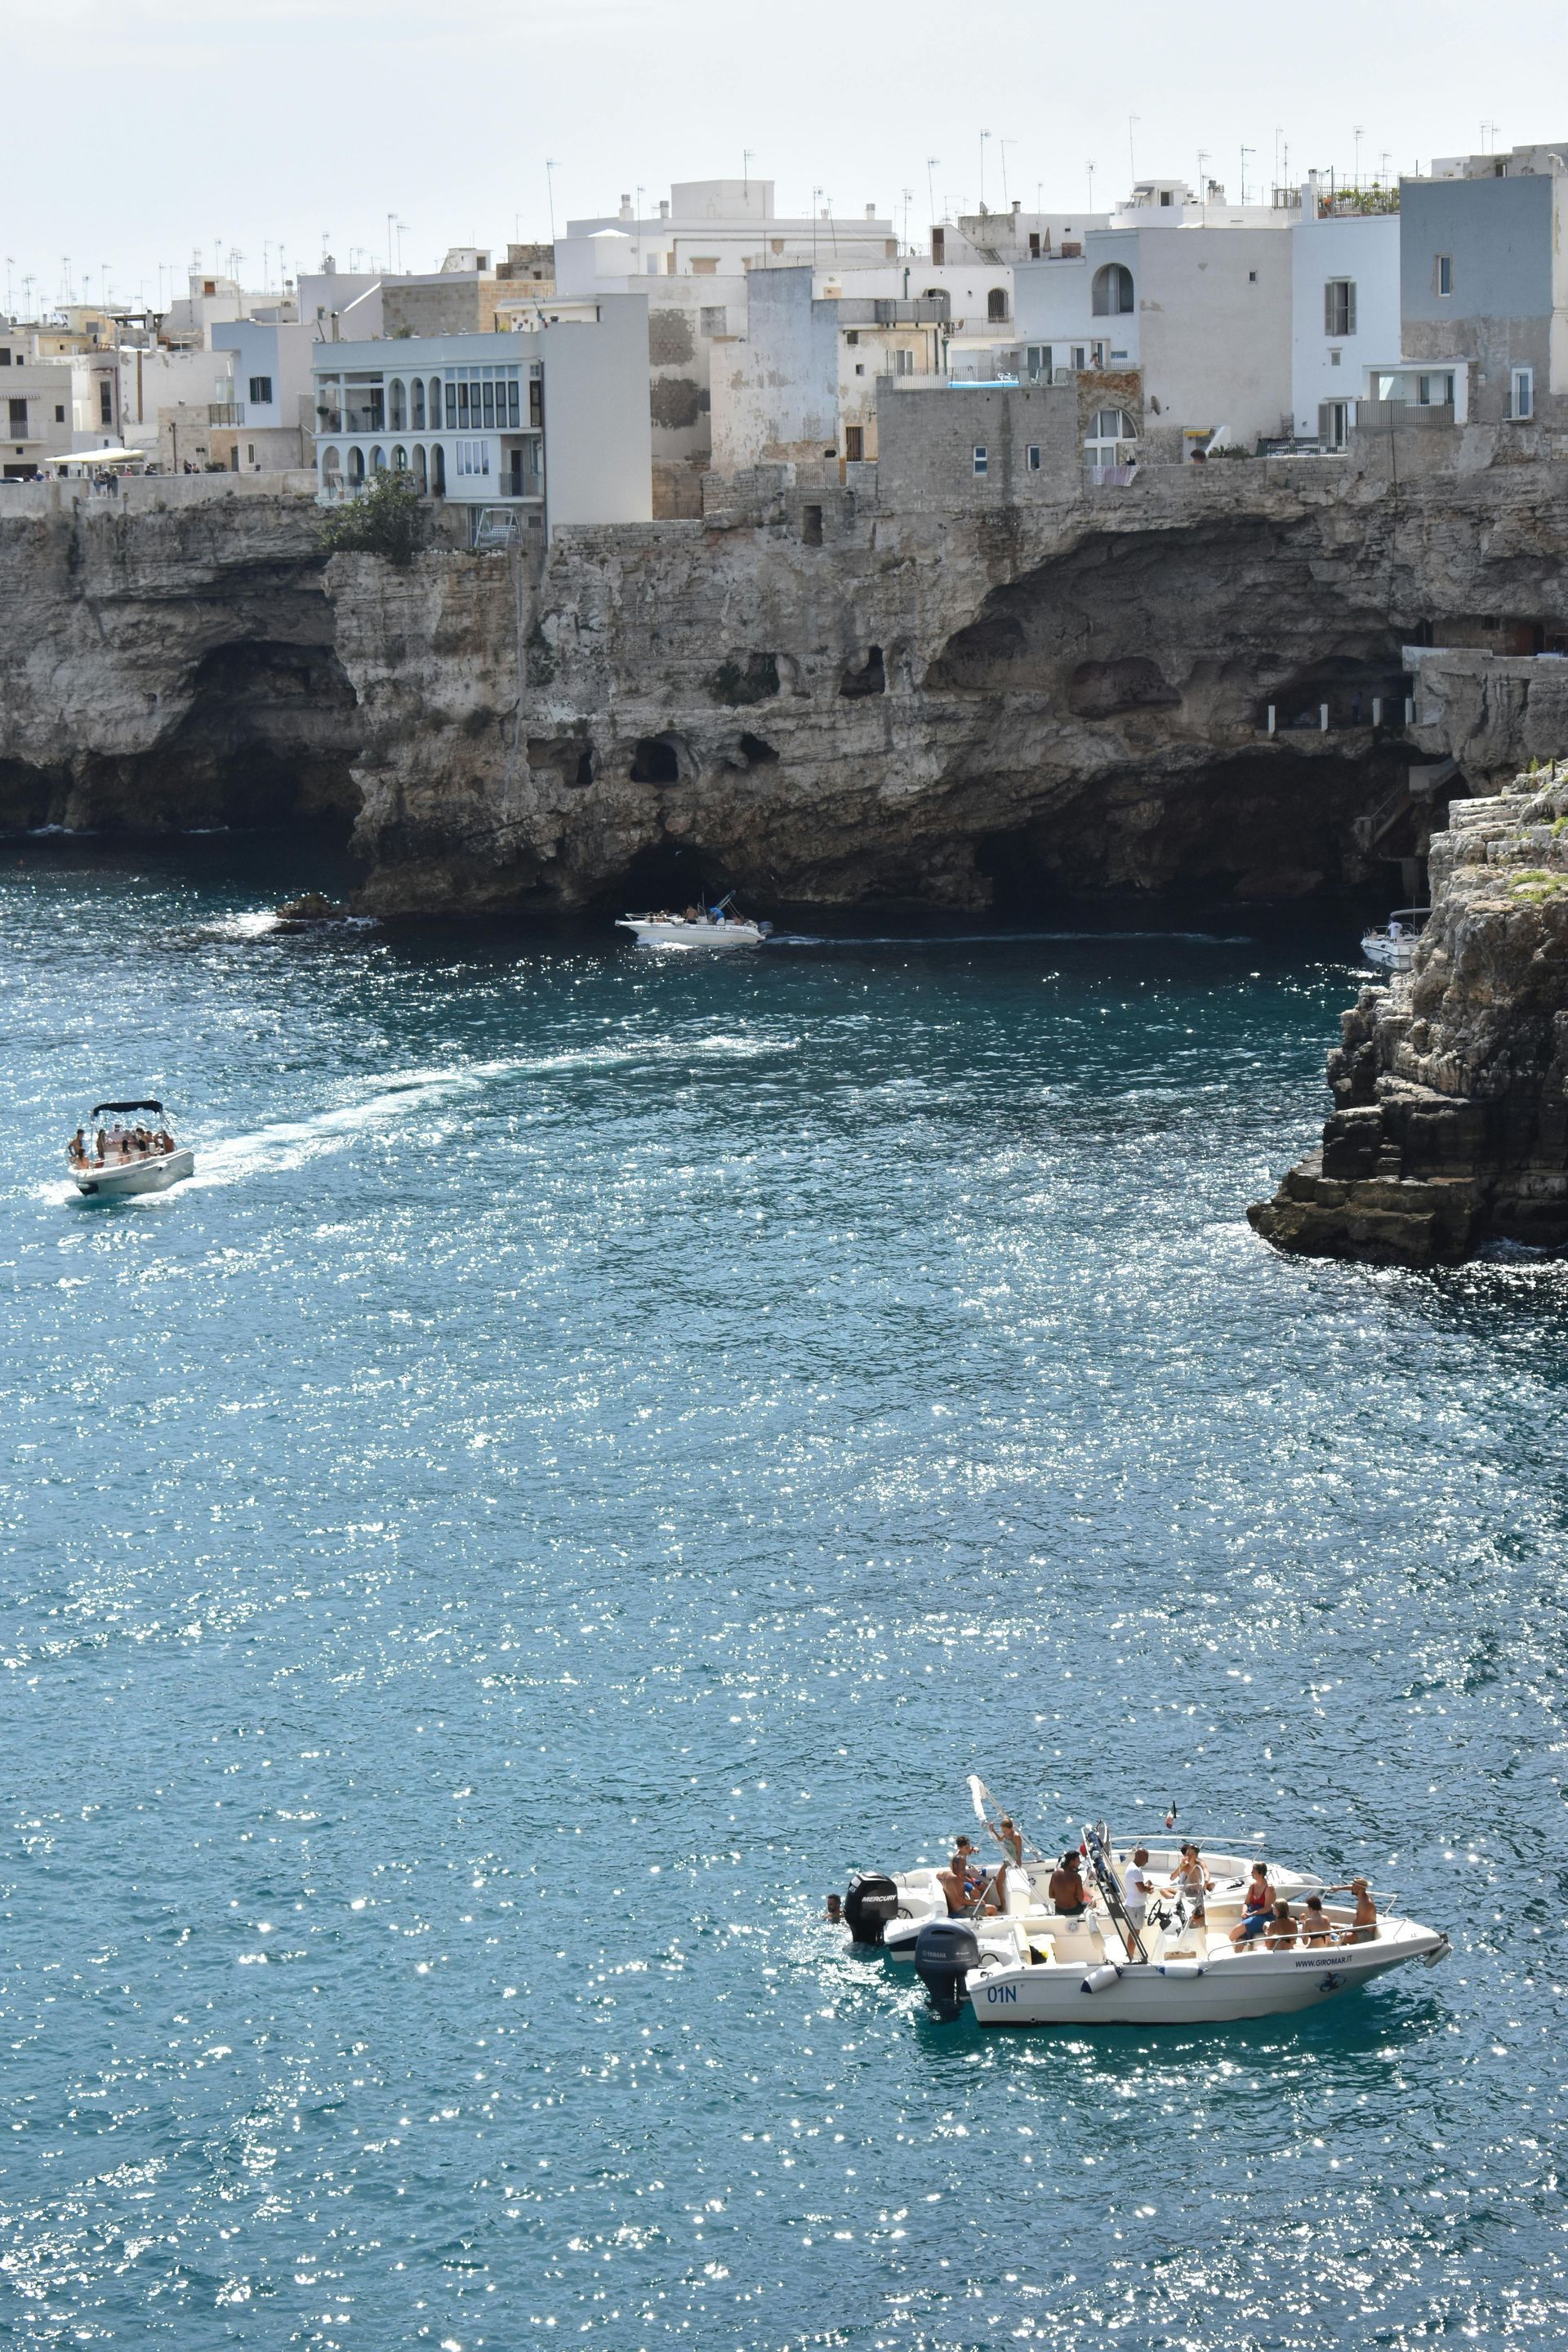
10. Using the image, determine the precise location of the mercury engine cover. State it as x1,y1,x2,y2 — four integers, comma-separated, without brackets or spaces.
843,1872,901,1945
915,1919,982,2019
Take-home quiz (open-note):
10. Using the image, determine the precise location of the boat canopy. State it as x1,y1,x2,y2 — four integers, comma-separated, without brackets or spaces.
90,1098,164,1118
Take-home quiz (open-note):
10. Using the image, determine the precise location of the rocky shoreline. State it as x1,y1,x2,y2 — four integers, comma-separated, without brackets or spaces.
1250,764,1568,1266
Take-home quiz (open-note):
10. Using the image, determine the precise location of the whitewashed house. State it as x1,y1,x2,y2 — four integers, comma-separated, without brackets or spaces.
311,292,651,533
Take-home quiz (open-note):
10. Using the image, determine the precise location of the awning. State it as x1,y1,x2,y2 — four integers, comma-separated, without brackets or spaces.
45,448,148,467
90,1099,164,1118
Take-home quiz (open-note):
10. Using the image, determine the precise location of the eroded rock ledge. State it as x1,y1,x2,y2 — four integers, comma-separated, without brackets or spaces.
1250,766,1568,1265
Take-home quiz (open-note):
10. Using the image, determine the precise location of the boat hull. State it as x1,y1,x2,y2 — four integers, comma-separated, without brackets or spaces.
73,1148,194,1199
616,920,765,950
966,1931,1447,2026
1361,932,1417,973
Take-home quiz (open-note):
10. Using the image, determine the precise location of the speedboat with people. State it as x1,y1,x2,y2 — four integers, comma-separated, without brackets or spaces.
67,1100,194,1198
616,893,773,950
1361,907,1428,972
838,1780,1449,2027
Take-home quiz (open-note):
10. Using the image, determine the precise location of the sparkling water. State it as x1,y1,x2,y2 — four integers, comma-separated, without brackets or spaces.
2,840,1564,2347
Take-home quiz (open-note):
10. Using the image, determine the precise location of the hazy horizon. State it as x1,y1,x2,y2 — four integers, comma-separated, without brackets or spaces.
6,0,1561,314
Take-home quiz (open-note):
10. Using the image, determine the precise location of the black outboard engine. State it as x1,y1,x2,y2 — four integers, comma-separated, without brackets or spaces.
915,1919,982,2020
843,1872,901,1946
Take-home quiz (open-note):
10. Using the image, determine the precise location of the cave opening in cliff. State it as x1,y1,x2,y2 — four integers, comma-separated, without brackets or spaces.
604,840,737,912
976,743,1412,908
9,639,365,847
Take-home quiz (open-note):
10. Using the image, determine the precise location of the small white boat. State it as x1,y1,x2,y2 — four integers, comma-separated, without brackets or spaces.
1361,907,1428,972
842,1792,1449,2029
69,1098,194,1199
616,894,772,951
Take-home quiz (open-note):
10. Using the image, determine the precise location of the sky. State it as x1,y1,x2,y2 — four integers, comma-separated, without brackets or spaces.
4,0,1564,314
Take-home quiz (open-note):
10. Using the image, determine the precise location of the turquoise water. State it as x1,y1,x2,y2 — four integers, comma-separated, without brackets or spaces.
2,840,1565,2350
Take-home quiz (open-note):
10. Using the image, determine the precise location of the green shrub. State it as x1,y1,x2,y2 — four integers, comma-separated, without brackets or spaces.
318,471,424,566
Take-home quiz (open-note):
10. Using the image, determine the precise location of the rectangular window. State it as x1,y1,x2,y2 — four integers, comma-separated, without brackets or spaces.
0,348,11,364
1027,443,1041,471
1071,345,1085,371
931,228,945,263
507,381,520,427
99,381,113,423
1436,254,1453,296
1330,348,1342,366
1324,279,1356,337
699,305,727,336
894,348,914,376
529,377,543,429
1028,231,1040,256
844,424,864,461
1512,367,1534,420
247,375,273,404
973,444,988,475
8,397,25,431
482,380,496,428
444,382,457,428
455,439,492,476
56,404,65,423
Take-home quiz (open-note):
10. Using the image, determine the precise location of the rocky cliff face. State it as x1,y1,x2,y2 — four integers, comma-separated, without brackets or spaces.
3,454,1568,924
0,493,359,836
1250,764,1568,1264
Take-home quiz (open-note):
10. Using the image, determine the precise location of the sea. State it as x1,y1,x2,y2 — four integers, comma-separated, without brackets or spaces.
2,835,1564,2350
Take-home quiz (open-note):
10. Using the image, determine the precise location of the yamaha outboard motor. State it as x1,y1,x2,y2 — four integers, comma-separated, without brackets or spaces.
915,1919,982,2020
843,1872,900,1946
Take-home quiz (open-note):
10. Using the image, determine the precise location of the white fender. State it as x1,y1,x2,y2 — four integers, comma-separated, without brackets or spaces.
1158,1959,1205,1979
1080,1962,1122,1994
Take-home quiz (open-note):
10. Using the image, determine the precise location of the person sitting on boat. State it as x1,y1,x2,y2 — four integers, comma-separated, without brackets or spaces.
684,905,700,923
1298,1896,1334,1945
939,1846,998,1918
1228,1861,1275,1946
155,1129,174,1154
1165,1843,1215,1921
1326,1877,1379,1943
1263,1900,1298,1949
1048,1850,1090,1917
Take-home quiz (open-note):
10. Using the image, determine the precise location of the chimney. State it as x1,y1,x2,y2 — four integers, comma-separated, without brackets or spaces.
866,203,876,220
619,194,633,220
1012,198,1022,214
658,198,670,221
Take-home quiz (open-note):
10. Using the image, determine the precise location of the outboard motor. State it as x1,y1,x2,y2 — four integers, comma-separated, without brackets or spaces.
914,1919,982,2020
843,1872,900,1946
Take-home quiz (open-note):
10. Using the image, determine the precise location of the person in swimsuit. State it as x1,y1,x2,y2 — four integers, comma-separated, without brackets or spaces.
1326,1877,1379,1943
1263,1900,1298,1949
1229,1861,1275,1946
1298,1896,1334,1945
1165,1843,1215,1921
1048,1850,1089,1917
987,1812,1025,1869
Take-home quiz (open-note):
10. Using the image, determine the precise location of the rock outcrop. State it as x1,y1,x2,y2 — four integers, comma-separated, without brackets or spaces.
1250,764,1568,1264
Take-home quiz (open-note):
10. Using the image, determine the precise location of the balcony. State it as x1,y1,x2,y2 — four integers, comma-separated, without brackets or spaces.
207,401,243,426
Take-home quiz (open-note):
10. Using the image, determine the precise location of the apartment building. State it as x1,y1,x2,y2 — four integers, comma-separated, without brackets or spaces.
0,338,74,474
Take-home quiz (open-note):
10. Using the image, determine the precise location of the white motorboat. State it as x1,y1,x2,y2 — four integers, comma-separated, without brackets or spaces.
616,893,772,951
69,1098,194,1199
1361,907,1428,972
841,1792,1449,2028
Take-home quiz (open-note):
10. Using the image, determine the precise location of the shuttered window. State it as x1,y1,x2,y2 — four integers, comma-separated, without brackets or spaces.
1324,279,1356,337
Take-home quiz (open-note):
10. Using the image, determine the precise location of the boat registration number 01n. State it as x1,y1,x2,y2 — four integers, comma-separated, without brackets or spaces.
985,1983,1018,2003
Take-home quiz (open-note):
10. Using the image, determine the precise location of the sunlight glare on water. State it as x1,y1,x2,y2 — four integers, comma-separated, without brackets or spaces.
2,840,1565,2349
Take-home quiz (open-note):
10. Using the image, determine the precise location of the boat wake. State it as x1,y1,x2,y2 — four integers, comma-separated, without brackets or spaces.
186,1032,795,1189
768,928,1256,949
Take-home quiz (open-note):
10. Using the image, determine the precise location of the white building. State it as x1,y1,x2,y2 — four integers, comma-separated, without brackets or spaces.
298,266,384,344
118,345,234,452
0,336,74,474
710,266,947,469
1288,178,1401,445
311,293,652,533
1013,178,1297,459
212,318,322,466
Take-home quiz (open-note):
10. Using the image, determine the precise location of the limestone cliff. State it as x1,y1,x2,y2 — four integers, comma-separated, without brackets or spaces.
1250,764,1568,1264
3,454,1568,922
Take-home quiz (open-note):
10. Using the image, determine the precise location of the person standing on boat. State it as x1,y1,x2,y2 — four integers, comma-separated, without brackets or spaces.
986,1811,1025,1869
1165,1842,1214,1922
1123,1847,1154,1935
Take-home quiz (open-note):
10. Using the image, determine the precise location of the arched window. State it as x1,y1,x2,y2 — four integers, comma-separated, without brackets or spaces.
370,445,387,474
987,286,1009,323
347,445,365,484
389,378,407,430
414,443,428,492
412,378,425,430
391,444,408,471
1091,263,1135,316
1084,408,1138,460
320,446,342,486
431,443,446,495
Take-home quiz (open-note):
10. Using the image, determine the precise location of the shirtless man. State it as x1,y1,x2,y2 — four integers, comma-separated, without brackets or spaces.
1048,1850,1090,1917
1326,1877,1379,1943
